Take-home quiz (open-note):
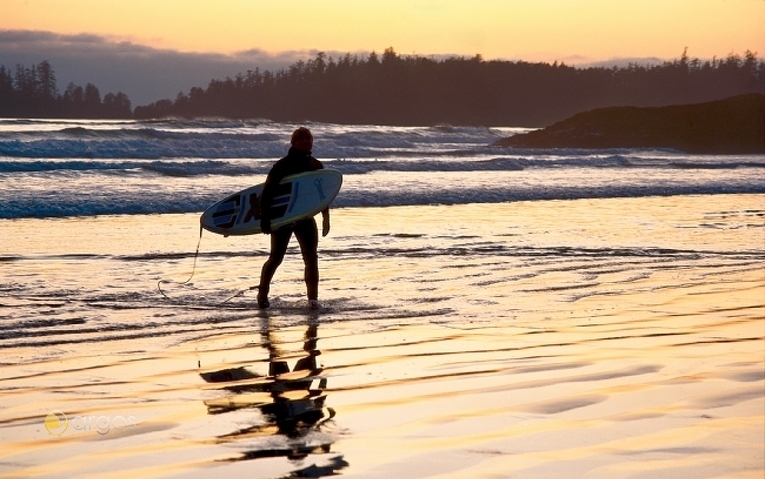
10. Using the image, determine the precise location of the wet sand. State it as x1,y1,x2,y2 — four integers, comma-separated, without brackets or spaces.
1,196,763,478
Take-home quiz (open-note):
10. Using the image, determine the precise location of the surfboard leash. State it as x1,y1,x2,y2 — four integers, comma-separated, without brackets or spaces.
157,224,262,305
157,224,204,300
219,283,261,305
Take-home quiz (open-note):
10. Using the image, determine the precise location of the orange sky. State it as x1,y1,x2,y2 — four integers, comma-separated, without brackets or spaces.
2,0,764,63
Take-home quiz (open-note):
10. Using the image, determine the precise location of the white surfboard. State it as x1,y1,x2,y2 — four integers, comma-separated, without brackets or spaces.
200,169,342,236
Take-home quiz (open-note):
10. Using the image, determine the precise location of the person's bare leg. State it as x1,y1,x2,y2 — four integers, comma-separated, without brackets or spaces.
258,228,292,308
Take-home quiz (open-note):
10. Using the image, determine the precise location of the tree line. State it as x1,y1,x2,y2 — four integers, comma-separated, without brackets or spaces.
0,61,132,119
142,48,765,126
2,49,764,125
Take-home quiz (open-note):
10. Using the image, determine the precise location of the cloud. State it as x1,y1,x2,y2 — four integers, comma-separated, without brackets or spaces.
0,30,348,106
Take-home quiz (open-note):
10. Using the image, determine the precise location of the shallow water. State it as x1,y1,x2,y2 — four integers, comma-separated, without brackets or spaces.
0,195,763,478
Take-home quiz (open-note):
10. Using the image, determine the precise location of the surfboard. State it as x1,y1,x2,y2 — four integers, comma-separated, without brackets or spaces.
200,169,342,236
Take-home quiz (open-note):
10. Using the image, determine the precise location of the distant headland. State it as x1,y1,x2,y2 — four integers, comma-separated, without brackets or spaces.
494,94,765,154
2,51,764,128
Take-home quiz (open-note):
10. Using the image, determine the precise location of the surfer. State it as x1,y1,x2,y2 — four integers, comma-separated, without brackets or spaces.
257,127,331,310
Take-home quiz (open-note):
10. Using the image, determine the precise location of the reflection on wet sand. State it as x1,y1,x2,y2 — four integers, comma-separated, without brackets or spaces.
199,316,347,475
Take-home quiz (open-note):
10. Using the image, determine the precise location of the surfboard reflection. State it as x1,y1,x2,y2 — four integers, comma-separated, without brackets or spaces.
199,317,346,474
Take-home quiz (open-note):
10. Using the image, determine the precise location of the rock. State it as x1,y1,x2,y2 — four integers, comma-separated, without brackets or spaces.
494,93,764,154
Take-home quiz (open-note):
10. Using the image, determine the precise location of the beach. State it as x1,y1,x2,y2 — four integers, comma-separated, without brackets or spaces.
1,194,763,478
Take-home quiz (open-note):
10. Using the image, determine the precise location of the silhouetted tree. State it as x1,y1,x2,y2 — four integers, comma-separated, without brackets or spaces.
0,61,133,118
133,49,764,125
0,66,15,114
103,92,132,118
36,61,58,100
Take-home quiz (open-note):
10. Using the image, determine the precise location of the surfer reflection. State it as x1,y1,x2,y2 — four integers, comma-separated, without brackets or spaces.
199,318,346,474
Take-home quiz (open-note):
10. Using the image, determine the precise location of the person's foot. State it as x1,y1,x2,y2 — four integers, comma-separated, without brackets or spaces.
308,299,320,311
257,294,270,309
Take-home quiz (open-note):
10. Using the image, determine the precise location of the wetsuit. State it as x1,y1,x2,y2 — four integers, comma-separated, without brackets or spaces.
258,147,324,302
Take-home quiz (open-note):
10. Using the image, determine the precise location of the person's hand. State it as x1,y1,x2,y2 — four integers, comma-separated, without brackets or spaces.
261,218,272,234
322,212,330,237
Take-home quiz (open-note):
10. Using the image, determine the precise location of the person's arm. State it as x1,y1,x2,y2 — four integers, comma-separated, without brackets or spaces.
259,179,274,234
259,163,287,235
321,208,330,237
261,216,272,234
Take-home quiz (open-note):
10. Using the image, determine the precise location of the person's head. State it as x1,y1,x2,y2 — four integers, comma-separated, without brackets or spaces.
290,127,313,153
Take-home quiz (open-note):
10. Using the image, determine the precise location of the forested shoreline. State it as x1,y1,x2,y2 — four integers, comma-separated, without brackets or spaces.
0,61,132,119
1,49,764,126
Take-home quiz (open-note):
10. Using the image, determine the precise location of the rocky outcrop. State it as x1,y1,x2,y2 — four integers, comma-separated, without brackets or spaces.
494,94,765,154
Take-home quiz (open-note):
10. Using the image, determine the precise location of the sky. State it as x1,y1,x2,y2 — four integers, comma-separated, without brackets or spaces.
1,0,764,106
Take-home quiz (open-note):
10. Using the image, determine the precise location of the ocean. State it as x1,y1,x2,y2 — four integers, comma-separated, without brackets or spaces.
2,119,763,219
1,119,763,478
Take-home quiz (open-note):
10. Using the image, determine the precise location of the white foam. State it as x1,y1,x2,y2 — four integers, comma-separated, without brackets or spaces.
0,120,763,219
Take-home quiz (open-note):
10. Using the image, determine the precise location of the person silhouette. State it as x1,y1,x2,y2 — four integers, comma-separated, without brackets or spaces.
257,127,330,310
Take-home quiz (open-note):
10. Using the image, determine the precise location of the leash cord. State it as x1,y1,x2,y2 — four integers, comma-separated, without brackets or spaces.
157,224,261,305
157,224,204,299
219,283,261,305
